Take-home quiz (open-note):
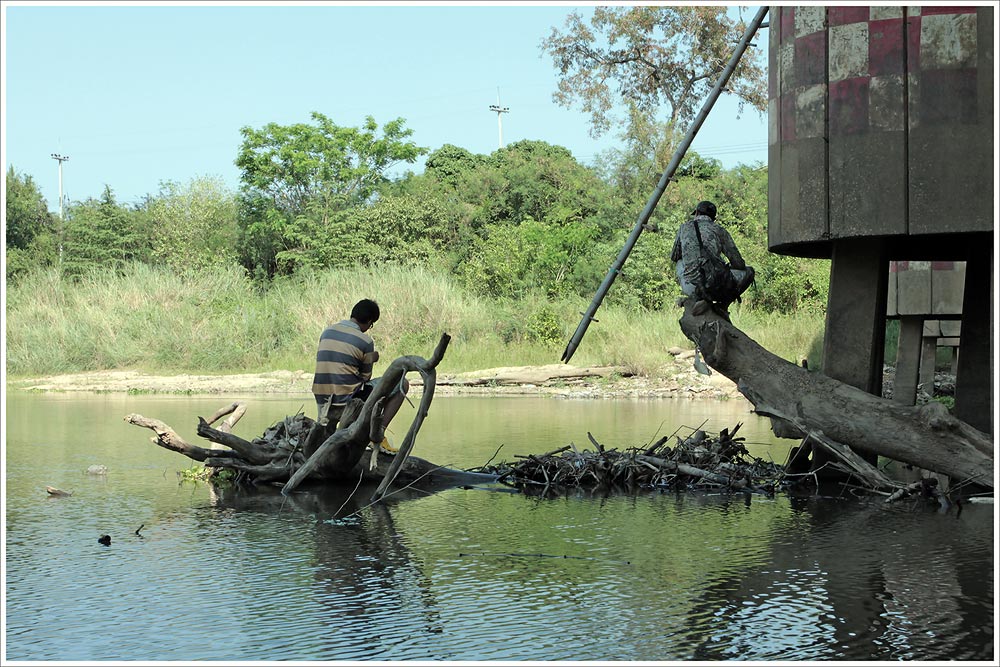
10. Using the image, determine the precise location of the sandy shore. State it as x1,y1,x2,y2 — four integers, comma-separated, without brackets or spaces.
7,351,743,401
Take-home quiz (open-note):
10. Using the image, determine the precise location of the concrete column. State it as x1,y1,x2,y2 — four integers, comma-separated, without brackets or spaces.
954,246,994,434
919,336,937,395
894,316,924,405
823,239,889,395
819,239,888,469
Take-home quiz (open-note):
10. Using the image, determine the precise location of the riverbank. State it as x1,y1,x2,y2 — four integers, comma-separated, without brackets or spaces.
6,348,743,401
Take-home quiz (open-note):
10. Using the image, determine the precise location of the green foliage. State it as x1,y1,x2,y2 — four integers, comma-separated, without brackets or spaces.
354,194,454,265
62,186,152,277
6,263,825,380
424,143,487,187
541,6,767,142
6,166,55,249
457,222,533,299
5,166,57,282
235,112,427,277
932,396,955,411
141,176,240,274
236,112,426,211
178,465,235,484
525,306,564,346
609,231,677,311
748,254,829,315
677,152,723,180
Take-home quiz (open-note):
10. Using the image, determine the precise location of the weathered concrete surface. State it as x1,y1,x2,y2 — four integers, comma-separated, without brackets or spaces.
893,316,924,406
823,239,888,396
768,6,994,253
768,6,994,436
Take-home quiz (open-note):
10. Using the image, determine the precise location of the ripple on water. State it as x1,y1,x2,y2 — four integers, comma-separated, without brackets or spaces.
4,459,994,662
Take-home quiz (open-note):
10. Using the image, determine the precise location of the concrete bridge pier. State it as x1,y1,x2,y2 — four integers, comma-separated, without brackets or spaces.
820,239,888,467
823,239,888,397
893,316,925,406
954,245,994,435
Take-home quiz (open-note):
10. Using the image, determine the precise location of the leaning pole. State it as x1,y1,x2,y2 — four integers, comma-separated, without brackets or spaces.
561,6,770,364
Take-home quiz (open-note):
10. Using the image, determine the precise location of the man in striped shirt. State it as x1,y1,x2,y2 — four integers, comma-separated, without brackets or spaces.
312,299,408,448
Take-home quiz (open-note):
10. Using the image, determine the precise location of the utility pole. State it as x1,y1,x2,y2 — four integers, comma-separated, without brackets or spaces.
51,153,69,263
488,87,510,149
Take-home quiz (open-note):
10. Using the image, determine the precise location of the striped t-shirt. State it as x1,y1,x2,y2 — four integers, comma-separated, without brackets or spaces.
312,320,377,407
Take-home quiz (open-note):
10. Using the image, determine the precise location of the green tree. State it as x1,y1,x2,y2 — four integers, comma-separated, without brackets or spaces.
424,143,487,188
444,140,626,300
62,186,150,276
354,194,455,266
5,166,57,281
541,6,767,144
235,112,427,277
141,176,240,273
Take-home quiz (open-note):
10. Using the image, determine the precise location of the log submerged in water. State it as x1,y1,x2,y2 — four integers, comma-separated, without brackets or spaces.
676,299,994,490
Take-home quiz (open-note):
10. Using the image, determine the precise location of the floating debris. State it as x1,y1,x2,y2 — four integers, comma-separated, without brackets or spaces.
480,423,784,495
86,465,109,476
98,535,111,546
45,486,73,497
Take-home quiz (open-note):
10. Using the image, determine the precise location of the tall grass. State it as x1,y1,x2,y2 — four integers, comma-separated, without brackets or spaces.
5,264,826,378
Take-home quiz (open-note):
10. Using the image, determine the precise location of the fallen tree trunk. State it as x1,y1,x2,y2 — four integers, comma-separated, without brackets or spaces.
125,333,496,496
677,301,993,489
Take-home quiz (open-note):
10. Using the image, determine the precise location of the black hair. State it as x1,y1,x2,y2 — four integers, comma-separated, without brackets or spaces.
351,299,380,324
693,200,717,219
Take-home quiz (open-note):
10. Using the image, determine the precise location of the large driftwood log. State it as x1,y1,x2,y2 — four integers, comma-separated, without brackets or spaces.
677,300,993,489
126,333,495,495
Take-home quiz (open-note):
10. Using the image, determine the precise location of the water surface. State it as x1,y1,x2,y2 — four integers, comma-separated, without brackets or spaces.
4,393,994,661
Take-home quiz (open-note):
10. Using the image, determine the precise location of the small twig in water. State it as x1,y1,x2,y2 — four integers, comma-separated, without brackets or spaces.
334,463,368,518
471,444,505,471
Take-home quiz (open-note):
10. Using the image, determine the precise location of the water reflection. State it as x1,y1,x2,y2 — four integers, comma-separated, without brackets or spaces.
4,393,995,661
676,496,994,661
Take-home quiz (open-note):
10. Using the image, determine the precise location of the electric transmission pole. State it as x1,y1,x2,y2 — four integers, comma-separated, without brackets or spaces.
51,153,69,263
488,88,509,149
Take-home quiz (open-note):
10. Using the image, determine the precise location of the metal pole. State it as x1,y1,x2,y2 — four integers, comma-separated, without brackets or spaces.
560,6,769,364
51,153,69,264
489,87,510,149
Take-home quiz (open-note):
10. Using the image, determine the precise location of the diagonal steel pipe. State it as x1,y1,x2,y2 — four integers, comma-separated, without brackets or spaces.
561,5,770,364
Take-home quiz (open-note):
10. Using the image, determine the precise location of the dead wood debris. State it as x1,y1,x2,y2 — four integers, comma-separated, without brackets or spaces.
480,423,785,495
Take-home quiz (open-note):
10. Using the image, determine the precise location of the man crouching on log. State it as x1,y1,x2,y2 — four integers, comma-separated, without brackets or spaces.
312,298,409,454
671,200,756,320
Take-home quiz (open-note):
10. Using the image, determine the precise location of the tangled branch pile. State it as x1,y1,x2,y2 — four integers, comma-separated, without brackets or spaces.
479,423,785,494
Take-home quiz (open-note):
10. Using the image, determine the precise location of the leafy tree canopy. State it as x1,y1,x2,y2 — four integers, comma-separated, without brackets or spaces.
63,186,151,277
235,112,427,214
141,176,240,273
541,6,767,142
5,166,58,282
424,144,487,187
6,166,54,250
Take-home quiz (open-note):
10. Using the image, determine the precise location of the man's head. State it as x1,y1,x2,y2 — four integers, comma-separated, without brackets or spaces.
693,200,717,220
351,299,380,331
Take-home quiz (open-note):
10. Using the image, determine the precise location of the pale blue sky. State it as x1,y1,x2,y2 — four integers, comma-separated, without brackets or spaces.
2,2,768,212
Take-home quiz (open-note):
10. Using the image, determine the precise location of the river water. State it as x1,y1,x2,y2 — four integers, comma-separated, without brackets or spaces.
4,393,995,662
